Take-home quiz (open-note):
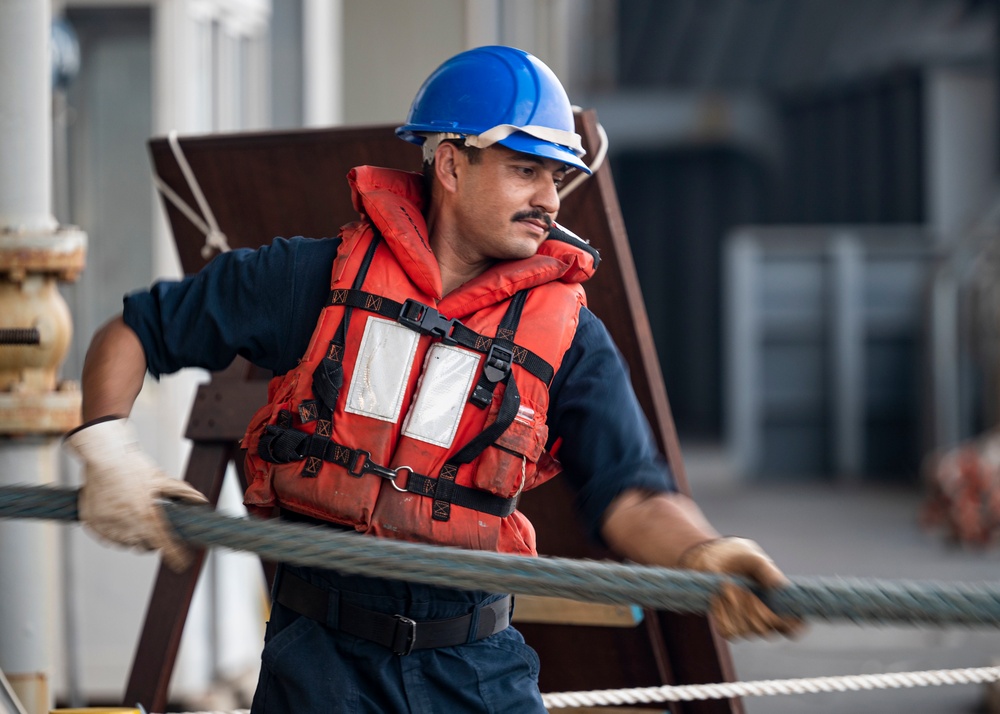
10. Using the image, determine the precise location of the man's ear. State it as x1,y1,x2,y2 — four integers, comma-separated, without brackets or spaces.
433,142,461,194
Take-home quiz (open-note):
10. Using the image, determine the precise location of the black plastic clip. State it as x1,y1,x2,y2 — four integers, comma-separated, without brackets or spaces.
347,449,401,481
398,299,459,344
483,343,513,383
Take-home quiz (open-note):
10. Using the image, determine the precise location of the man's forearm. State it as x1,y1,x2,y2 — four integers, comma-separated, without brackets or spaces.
600,489,720,567
81,315,148,422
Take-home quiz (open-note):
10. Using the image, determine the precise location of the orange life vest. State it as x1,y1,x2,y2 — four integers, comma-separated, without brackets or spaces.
242,166,598,555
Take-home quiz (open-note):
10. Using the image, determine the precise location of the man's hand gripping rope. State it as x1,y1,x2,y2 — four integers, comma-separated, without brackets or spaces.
679,536,804,639
64,417,209,572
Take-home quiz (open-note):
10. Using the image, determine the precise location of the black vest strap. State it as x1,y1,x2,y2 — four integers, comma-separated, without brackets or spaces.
256,426,518,518
325,288,554,386
258,422,308,463
407,471,519,518
469,290,528,408
305,231,383,476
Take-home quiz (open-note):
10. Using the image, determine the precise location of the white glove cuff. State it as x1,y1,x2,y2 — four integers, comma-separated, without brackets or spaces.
65,417,145,467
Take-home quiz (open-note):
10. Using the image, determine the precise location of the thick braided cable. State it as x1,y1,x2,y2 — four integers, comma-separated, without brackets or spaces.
4,485,1000,626
540,666,1000,707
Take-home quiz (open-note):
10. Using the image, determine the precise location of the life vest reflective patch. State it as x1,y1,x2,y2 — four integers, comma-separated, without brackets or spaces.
401,343,480,448
344,317,418,422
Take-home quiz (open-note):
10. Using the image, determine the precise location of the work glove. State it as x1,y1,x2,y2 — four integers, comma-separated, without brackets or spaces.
64,417,209,572
678,536,803,639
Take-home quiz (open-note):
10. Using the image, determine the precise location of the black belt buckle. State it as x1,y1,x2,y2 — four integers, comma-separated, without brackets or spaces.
392,614,418,655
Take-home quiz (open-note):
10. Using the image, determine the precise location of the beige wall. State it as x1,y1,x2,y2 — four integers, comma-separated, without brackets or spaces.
342,0,468,125
337,0,596,126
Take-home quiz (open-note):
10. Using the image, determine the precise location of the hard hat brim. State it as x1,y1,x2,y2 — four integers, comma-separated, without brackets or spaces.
497,133,592,175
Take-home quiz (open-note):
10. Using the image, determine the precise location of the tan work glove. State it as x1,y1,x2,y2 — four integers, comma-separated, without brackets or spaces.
64,417,209,572
678,536,803,639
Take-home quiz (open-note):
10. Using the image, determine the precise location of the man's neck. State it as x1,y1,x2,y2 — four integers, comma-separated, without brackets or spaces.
433,239,492,296
425,201,491,296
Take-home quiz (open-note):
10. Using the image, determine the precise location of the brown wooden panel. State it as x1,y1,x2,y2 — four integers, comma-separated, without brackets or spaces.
512,596,642,627
185,379,270,442
149,125,422,275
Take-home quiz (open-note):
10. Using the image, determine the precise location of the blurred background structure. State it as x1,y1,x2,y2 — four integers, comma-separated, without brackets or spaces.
3,0,1000,710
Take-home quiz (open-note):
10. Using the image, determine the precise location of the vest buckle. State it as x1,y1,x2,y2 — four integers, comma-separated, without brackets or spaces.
483,343,513,383
398,299,460,345
347,449,413,491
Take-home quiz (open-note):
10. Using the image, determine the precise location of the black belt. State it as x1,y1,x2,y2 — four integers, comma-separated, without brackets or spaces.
274,570,512,656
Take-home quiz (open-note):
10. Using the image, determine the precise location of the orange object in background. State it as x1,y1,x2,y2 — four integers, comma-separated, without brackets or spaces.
921,430,1000,546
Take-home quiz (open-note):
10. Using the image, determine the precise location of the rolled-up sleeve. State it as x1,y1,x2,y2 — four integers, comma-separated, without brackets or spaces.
546,308,676,541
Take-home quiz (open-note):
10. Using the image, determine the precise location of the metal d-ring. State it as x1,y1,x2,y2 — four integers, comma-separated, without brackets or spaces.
390,465,413,493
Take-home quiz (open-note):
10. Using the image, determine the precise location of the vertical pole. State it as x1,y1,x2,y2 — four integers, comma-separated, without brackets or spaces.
0,442,58,714
0,2,85,712
724,232,761,477
830,233,864,482
303,0,342,127
0,3,56,712
0,0,56,234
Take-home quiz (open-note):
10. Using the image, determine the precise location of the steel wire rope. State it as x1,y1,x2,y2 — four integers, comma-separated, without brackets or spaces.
4,484,1000,627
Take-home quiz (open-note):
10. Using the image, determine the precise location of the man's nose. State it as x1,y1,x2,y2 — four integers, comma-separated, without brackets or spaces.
533,178,560,216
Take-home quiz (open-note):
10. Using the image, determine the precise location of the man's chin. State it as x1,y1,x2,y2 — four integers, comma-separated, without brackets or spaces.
513,239,543,259
492,244,540,262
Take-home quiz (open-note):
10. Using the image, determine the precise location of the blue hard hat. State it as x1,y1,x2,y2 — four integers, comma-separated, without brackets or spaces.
397,46,590,174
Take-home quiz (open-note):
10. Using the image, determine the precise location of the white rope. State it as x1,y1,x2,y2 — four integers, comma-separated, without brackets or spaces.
158,665,1000,712
151,175,211,236
540,665,1000,708
152,130,231,259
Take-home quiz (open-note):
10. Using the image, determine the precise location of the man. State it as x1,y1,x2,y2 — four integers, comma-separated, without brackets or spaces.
66,46,799,712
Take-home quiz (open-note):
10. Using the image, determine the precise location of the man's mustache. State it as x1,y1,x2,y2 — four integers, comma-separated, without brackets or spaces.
511,210,553,229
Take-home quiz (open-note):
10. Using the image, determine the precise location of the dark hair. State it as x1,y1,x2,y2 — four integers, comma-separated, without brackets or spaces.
421,140,484,198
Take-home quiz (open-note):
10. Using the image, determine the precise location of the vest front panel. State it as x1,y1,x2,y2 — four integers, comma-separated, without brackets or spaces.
242,166,594,555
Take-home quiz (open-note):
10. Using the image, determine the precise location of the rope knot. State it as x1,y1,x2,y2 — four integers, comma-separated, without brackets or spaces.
201,230,232,259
